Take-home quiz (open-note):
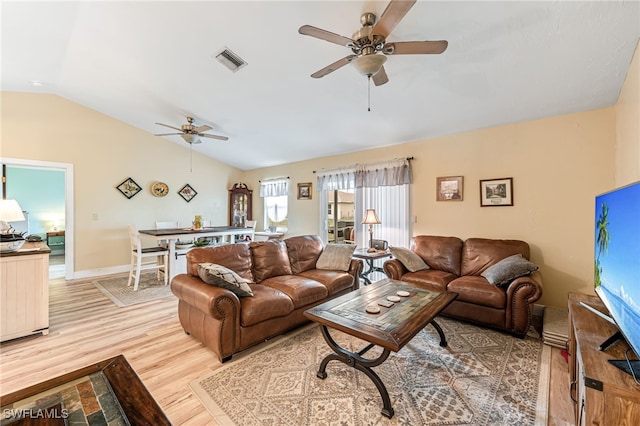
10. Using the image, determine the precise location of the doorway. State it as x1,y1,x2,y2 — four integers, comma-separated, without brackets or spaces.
1,158,74,280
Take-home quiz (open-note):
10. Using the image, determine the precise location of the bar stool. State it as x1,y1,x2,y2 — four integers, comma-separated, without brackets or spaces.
127,224,169,291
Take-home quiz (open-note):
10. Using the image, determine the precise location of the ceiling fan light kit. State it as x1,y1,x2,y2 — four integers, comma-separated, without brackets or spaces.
351,54,387,76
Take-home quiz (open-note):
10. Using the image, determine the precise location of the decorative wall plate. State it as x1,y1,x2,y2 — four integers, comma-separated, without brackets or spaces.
116,177,142,199
151,181,169,197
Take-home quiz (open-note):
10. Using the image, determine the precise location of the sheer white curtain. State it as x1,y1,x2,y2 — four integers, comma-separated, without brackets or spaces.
317,159,412,248
355,159,412,248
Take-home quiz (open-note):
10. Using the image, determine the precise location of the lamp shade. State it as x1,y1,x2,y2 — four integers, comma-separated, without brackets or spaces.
362,209,381,225
0,199,25,222
351,54,387,77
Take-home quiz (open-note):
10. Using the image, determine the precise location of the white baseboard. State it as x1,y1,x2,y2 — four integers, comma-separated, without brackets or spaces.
69,265,130,280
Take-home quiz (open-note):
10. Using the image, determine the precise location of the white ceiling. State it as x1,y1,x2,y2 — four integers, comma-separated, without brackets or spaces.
2,1,639,170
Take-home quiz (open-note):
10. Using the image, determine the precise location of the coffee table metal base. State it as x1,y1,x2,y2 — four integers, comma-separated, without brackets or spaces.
316,320,448,418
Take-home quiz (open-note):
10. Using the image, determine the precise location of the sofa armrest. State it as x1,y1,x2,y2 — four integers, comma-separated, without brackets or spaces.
171,273,241,320
504,270,543,336
348,259,364,290
383,259,408,280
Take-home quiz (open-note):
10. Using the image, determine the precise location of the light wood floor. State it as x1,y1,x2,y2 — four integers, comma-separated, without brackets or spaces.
0,276,575,425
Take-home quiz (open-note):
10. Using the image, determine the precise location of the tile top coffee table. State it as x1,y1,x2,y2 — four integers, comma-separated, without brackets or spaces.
304,278,457,418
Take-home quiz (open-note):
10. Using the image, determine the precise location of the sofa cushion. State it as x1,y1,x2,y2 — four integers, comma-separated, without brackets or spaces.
261,275,329,309
461,238,530,277
197,263,254,297
412,236,463,276
447,276,506,309
187,244,254,283
316,244,356,271
396,269,458,292
239,285,295,327
298,269,354,295
250,240,292,283
481,254,539,286
389,246,429,272
285,235,324,274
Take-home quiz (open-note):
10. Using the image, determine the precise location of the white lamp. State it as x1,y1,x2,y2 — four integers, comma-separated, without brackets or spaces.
0,199,25,234
362,209,381,253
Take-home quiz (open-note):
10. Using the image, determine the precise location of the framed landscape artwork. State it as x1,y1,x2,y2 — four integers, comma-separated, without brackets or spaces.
436,176,463,201
480,177,513,207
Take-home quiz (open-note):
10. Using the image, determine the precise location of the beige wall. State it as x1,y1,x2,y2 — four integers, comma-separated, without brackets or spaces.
2,40,637,305
243,109,617,309
615,40,640,186
1,93,242,274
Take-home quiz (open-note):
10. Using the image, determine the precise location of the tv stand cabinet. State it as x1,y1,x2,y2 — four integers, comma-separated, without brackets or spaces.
568,292,640,425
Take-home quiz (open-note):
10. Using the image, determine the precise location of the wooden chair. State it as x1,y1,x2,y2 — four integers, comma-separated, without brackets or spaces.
128,224,169,291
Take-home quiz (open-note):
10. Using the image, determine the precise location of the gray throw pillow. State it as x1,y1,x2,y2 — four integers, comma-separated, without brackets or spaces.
481,254,539,286
316,244,356,271
197,263,254,297
389,246,429,272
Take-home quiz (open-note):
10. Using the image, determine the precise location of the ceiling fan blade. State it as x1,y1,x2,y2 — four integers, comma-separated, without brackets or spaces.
193,124,212,133
372,0,417,39
311,55,357,78
199,133,229,141
298,25,354,47
372,66,389,86
385,40,448,55
155,122,183,132
154,132,183,136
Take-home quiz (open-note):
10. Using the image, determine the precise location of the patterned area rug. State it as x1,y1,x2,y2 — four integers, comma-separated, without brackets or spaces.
191,318,550,425
93,273,174,307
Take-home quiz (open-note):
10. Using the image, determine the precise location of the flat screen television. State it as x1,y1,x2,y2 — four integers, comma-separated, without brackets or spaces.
593,180,640,377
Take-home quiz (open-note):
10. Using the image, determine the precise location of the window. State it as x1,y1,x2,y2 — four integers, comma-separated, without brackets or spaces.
260,178,289,232
264,195,288,231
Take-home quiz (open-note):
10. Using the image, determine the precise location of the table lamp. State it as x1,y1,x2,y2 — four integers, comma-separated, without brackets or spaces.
362,209,381,253
0,199,25,234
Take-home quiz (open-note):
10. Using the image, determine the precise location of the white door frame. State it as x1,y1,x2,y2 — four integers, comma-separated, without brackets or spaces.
1,157,75,280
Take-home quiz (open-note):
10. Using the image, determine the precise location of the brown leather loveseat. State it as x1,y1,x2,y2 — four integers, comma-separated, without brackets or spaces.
171,235,362,362
383,236,543,337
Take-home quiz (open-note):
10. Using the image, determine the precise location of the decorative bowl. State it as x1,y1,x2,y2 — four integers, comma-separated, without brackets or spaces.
0,239,25,253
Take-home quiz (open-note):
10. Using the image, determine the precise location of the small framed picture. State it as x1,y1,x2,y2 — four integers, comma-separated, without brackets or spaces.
297,182,312,200
116,177,142,199
178,184,198,203
480,177,513,207
436,176,463,201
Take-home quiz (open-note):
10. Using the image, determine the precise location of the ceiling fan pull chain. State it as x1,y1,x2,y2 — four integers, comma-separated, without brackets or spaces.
367,75,371,112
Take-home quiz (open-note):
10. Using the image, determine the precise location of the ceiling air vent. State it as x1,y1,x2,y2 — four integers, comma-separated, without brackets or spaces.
215,48,247,73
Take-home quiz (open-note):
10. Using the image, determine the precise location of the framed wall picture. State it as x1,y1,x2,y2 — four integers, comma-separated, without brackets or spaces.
297,182,312,200
436,176,463,201
480,177,513,206
116,177,142,199
178,184,198,202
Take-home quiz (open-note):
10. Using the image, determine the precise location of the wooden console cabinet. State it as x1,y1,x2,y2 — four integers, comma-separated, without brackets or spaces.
568,292,640,425
0,242,51,342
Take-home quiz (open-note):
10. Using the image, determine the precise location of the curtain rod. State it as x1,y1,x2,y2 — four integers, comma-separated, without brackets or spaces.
258,176,290,182
312,157,414,174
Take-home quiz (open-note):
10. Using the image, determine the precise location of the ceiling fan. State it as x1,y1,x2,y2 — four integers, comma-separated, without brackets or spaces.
154,116,228,144
298,0,448,86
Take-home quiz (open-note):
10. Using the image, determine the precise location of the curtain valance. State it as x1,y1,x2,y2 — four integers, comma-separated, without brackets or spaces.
355,158,412,188
259,178,289,197
316,168,356,191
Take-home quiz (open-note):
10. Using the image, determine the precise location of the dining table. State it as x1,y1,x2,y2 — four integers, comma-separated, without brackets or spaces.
138,226,254,281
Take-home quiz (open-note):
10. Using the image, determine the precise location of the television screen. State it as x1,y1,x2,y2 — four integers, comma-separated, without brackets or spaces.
594,181,640,360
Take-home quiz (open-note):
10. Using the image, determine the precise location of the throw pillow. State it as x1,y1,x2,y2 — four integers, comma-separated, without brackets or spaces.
389,246,429,272
481,254,539,286
197,263,254,297
316,244,356,271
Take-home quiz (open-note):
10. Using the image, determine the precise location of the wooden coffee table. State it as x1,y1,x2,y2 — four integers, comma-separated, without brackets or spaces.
304,278,457,418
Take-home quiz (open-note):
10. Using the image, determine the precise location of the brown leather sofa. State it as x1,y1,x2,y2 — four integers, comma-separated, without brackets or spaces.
171,235,363,362
383,236,543,337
